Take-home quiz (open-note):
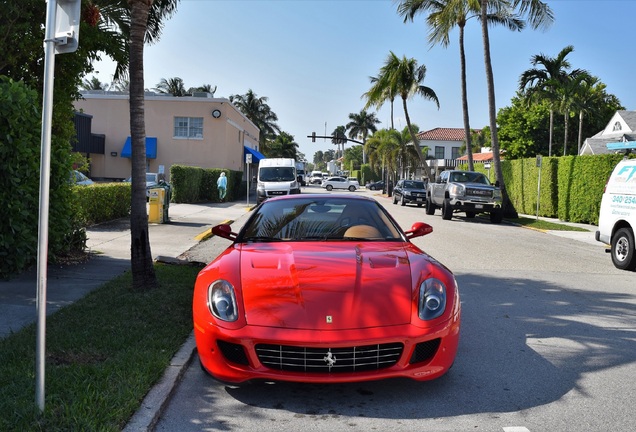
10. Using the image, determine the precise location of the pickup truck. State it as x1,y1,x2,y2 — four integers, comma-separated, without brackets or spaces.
426,170,503,223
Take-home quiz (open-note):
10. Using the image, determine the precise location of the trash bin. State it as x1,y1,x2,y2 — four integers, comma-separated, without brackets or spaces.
148,187,165,223
158,181,171,222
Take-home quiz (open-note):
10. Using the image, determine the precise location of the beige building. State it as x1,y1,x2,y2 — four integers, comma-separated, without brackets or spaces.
73,92,262,181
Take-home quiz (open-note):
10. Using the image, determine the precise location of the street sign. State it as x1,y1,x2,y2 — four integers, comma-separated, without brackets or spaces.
246,153,252,164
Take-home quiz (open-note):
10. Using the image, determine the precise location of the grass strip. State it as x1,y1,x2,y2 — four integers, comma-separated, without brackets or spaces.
506,216,590,232
0,263,200,431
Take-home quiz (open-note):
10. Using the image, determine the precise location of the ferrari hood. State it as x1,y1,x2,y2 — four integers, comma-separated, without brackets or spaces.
238,242,414,330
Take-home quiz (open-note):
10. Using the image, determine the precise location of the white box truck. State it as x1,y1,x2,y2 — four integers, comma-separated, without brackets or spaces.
257,158,301,203
596,158,636,270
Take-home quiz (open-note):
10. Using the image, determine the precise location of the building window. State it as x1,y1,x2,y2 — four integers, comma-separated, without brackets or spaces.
451,147,461,159
612,121,622,132
435,146,445,159
174,117,203,138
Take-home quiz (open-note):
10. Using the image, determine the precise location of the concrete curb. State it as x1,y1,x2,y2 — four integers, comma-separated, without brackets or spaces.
123,334,197,432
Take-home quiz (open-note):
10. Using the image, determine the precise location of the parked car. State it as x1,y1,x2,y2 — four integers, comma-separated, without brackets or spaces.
596,159,636,270
427,170,502,223
322,176,357,191
392,179,427,207
70,170,94,186
193,194,461,384
366,180,385,191
124,172,161,197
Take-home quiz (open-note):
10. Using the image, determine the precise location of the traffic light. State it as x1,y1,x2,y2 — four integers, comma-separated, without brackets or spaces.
312,132,316,142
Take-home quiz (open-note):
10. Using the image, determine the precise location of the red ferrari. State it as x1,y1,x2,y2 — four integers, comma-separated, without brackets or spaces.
193,194,460,384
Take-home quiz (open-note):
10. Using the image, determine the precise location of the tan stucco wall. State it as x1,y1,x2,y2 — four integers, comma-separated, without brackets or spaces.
74,93,260,181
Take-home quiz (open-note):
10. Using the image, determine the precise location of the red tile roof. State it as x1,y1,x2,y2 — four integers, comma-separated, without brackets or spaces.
417,128,477,141
457,152,503,162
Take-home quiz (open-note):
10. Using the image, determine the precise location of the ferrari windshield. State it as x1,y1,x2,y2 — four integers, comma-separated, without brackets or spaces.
239,196,403,241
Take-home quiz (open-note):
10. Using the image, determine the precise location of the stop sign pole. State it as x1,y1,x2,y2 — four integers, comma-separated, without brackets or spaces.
36,0,80,412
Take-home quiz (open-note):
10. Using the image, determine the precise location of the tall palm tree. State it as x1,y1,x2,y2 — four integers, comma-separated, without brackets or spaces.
128,0,179,291
364,52,440,179
154,76,186,96
553,69,591,155
397,0,523,172
363,75,397,130
346,110,380,163
479,0,553,218
572,76,605,153
519,45,575,156
230,89,280,153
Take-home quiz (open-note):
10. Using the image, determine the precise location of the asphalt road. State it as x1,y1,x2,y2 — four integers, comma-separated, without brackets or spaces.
156,188,635,432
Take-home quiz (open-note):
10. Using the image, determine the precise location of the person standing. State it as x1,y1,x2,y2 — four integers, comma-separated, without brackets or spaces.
217,172,227,202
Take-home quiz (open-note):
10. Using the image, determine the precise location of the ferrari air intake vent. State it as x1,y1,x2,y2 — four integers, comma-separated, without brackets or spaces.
255,343,403,373
217,340,250,366
409,338,441,364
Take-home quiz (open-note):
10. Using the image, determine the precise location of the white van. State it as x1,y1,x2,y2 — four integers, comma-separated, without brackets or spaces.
596,158,636,270
257,158,301,203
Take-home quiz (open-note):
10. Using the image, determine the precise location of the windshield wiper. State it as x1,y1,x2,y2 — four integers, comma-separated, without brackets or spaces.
242,236,283,242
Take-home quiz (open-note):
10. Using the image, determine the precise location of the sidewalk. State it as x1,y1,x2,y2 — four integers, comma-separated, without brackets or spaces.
0,199,254,339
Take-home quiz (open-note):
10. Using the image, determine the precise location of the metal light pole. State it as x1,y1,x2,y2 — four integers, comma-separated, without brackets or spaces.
36,0,80,412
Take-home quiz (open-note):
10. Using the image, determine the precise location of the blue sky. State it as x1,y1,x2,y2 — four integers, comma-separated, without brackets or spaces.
93,0,636,160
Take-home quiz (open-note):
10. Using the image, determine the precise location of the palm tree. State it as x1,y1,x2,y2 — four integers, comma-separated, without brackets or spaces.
269,131,299,159
479,0,553,218
154,77,186,96
366,129,400,190
128,0,179,291
397,0,523,172
188,84,217,96
363,75,397,130
553,69,592,155
364,52,440,179
519,45,575,157
346,110,380,163
394,124,423,178
572,76,605,153
80,75,109,90
230,89,281,153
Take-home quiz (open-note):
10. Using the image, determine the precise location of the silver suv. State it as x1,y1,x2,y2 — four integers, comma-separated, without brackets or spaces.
426,170,503,223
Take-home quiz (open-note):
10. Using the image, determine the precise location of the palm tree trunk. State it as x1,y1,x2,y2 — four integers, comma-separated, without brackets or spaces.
402,97,431,180
548,109,553,156
563,112,569,156
129,0,158,291
459,24,474,171
577,110,583,154
480,0,517,218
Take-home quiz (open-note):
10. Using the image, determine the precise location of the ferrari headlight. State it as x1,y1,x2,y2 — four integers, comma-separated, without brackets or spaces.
208,280,238,322
418,278,447,321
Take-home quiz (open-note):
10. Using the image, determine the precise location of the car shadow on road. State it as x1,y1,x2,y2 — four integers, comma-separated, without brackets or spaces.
216,271,634,420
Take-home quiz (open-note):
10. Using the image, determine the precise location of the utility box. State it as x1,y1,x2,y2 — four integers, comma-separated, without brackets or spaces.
148,187,166,223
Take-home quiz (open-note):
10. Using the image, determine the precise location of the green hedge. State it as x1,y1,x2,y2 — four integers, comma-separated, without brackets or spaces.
461,153,633,225
170,164,243,203
73,183,131,226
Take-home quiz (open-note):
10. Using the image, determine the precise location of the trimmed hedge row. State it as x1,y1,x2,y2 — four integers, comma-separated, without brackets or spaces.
73,183,132,226
169,164,243,203
461,153,633,225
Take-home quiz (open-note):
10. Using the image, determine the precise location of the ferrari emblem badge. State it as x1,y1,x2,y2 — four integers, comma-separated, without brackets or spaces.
324,350,337,367
326,315,333,323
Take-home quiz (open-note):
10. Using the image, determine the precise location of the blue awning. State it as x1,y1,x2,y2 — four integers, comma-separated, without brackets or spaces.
121,137,157,159
244,146,265,162
607,141,636,151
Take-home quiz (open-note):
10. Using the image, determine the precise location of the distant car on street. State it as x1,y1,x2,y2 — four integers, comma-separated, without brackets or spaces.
366,180,385,191
322,176,357,191
392,179,427,207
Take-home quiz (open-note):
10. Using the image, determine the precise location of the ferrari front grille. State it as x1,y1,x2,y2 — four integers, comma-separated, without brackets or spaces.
217,340,250,366
255,343,403,373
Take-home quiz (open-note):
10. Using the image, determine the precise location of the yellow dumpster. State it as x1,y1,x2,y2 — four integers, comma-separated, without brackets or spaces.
148,187,165,223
